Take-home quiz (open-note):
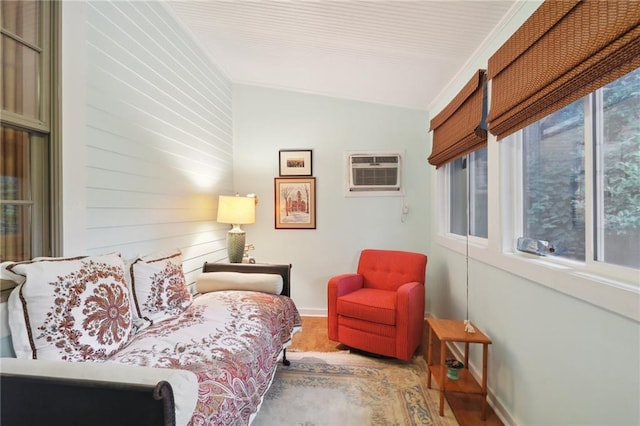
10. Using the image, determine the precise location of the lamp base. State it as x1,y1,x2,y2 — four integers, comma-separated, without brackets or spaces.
227,228,246,263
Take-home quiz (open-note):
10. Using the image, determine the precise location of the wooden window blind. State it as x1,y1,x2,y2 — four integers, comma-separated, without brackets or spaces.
487,0,640,140
428,69,487,168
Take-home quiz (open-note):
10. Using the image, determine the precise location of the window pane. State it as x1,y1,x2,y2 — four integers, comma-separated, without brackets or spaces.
1,126,31,200
450,157,467,236
1,35,40,119
1,204,32,261
1,1,39,45
1,126,41,262
522,99,585,261
597,67,640,269
470,148,488,238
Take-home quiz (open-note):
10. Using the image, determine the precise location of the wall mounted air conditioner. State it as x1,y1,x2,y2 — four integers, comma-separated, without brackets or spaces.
345,152,402,196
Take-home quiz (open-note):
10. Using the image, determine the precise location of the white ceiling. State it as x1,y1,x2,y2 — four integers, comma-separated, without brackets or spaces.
165,1,518,110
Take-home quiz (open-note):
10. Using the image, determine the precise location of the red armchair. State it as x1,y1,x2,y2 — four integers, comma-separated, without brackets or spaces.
327,249,428,361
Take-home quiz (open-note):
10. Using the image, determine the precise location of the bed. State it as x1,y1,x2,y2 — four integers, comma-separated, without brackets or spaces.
0,256,301,426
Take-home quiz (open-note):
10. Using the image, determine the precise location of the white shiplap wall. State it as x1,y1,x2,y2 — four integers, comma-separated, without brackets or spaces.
0,0,232,356
85,1,233,285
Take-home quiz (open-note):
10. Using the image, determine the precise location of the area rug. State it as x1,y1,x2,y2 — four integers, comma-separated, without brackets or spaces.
252,351,458,426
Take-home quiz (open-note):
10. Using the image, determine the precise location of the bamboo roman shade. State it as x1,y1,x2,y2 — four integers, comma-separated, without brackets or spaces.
487,0,640,140
428,69,487,168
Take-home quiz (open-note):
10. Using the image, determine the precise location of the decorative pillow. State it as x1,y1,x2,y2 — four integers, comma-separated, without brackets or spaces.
1,261,25,285
129,250,192,324
7,253,134,361
196,272,283,295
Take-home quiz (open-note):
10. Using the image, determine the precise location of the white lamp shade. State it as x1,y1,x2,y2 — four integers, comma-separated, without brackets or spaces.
217,195,255,225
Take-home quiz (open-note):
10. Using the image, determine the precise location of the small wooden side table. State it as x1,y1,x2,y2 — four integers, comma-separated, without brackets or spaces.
426,319,492,420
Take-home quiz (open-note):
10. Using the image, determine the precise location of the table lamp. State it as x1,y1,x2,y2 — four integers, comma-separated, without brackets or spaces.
216,195,256,263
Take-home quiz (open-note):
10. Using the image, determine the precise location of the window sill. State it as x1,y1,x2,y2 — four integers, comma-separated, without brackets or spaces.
436,235,640,322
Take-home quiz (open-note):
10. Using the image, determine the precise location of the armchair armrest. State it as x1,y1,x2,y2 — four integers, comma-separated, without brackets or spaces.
327,274,363,340
328,273,363,297
395,282,426,359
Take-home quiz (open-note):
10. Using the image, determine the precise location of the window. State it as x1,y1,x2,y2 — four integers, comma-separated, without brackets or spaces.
470,148,488,238
447,147,488,238
1,0,57,264
521,99,585,261
510,67,639,270
595,69,640,269
0,129,50,261
449,157,467,236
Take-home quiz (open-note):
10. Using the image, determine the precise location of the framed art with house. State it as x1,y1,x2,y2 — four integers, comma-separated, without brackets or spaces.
274,177,316,229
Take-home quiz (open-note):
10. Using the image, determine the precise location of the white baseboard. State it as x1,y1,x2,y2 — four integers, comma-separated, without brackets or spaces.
298,308,327,317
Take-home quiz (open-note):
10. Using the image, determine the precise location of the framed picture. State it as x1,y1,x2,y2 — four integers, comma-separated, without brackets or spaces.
279,149,313,176
274,177,316,229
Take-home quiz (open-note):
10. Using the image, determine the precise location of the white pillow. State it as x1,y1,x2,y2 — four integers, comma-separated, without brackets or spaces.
129,250,192,324
0,358,198,426
1,261,25,285
196,272,283,295
7,253,134,361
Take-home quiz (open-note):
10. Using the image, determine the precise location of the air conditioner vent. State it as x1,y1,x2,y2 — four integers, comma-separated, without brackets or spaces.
350,156,399,165
347,153,402,194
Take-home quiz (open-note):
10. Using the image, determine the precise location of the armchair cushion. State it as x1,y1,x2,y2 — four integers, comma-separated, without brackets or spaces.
336,288,397,326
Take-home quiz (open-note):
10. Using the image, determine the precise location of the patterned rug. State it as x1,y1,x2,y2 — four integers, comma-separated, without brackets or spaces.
252,351,459,426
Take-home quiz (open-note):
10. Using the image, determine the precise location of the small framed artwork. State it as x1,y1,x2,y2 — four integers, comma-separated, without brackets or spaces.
274,177,316,229
279,149,313,176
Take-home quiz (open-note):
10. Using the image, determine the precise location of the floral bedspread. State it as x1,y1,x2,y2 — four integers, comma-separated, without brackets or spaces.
108,290,302,426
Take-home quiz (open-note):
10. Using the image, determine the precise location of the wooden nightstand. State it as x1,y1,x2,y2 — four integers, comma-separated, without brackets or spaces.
426,318,492,420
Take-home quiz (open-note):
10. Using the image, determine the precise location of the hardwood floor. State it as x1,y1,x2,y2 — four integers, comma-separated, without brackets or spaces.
289,317,504,426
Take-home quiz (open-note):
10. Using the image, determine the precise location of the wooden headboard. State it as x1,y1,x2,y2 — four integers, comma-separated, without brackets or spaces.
201,262,292,297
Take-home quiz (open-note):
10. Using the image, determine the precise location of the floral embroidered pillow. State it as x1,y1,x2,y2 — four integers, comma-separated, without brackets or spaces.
129,251,192,324
7,253,134,361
